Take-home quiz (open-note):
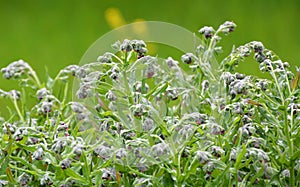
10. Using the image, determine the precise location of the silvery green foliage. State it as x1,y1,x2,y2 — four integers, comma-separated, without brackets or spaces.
0,21,299,187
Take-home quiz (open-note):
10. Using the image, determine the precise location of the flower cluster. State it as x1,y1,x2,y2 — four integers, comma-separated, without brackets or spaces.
0,21,299,187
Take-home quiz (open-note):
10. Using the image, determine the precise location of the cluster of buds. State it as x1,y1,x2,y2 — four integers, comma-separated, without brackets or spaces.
1,59,30,79
76,71,101,99
2,122,17,134
246,147,269,162
60,64,89,79
181,53,195,64
133,81,149,94
165,87,179,100
18,173,30,186
36,88,51,101
61,65,79,77
0,89,21,100
151,143,170,159
210,146,225,158
61,159,71,169
183,112,208,125
94,145,111,159
71,137,85,158
115,148,127,159
219,21,236,35
132,40,147,58
97,53,112,63
166,57,179,69
177,124,195,140
108,65,120,80
105,90,117,101
198,26,215,39
255,79,269,91
221,72,251,98
287,103,300,115
131,103,147,117
120,39,147,58
52,139,67,154
142,117,155,132
69,102,90,121
35,95,59,115
144,60,157,78
241,123,256,137
247,137,265,149
76,82,93,99
40,172,53,186
101,168,116,181
32,147,44,160
195,150,212,164
13,128,28,141
209,122,225,135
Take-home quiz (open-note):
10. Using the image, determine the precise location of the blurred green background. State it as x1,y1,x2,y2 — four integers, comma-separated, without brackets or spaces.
0,0,299,116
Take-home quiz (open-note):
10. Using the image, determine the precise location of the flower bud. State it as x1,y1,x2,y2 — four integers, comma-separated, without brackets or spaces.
220,21,236,34
199,26,215,39
116,148,127,159
181,53,194,64
36,88,50,101
196,151,211,164
8,90,21,100
18,173,30,186
166,57,178,68
252,41,264,53
254,52,266,63
61,159,71,169
143,117,155,131
40,173,53,186
166,87,179,100
32,147,44,160
105,90,117,101
120,39,133,52
132,40,146,52
134,82,149,93
94,145,111,159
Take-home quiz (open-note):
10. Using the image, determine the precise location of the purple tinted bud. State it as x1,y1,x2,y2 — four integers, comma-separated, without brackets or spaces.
120,39,133,52
97,53,112,63
199,26,215,39
252,41,264,53
36,88,50,101
181,53,194,64
61,159,71,169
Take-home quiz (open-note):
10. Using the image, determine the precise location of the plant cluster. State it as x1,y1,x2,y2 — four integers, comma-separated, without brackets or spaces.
0,21,300,186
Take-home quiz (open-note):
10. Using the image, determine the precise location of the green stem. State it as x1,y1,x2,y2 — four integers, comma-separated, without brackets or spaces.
122,70,133,105
28,66,42,88
107,52,124,64
269,65,284,105
284,109,294,187
12,98,24,122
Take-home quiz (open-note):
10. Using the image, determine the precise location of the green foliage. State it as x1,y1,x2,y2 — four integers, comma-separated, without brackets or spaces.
0,21,300,186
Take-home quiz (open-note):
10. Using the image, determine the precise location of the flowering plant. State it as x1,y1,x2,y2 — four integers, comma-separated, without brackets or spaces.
0,21,299,186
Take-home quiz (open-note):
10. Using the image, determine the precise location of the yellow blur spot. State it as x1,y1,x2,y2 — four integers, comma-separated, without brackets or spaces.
132,18,147,37
132,19,157,53
105,8,126,28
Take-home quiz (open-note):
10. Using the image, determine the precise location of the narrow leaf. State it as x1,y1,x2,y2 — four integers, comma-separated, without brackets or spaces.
64,168,88,184
291,70,300,91
6,167,15,183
